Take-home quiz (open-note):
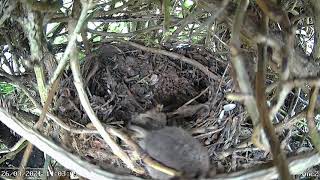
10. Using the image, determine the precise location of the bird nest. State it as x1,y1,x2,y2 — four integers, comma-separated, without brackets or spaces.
0,1,319,179
54,42,238,177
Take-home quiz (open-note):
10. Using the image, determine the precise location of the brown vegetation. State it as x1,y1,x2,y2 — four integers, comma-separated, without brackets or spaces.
0,0,320,179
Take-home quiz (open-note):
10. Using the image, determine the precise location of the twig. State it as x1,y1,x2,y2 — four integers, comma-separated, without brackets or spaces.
18,71,62,180
268,22,297,129
0,71,98,134
37,74,61,130
226,93,254,102
255,15,291,180
193,0,231,37
170,9,202,40
68,2,143,174
269,76,320,120
106,127,182,177
229,0,262,149
19,1,47,102
211,63,229,105
41,155,51,180
288,88,301,116
310,0,320,59
0,108,141,180
17,1,53,177
48,0,95,87
0,138,27,154
111,39,219,80
207,151,320,180
220,110,307,158
181,87,209,107
275,111,306,132
2,103,316,180
0,139,28,165
284,77,320,87
307,87,320,152
17,144,33,180
255,0,290,30
269,83,292,122
88,25,162,38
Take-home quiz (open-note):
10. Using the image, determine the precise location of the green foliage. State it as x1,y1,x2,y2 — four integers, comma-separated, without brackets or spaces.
0,143,7,150
92,36,101,42
109,22,128,33
78,51,86,59
143,34,160,46
182,0,194,9
53,35,68,45
0,82,15,95
46,23,60,37
79,51,87,64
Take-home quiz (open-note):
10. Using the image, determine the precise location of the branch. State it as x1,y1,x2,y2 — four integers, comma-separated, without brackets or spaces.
310,0,320,60
229,0,264,149
0,71,97,134
255,0,290,30
0,108,140,180
255,15,291,180
48,0,95,87
68,0,143,174
307,87,320,152
106,127,181,177
209,151,320,180
111,39,219,80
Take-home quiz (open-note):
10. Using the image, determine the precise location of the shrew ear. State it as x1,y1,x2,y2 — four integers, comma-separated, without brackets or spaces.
130,107,167,131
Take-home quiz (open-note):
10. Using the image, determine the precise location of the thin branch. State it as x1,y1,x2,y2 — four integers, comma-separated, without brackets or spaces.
270,76,320,120
0,139,28,165
88,25,162,38
0,108,141,180
229,0,263,149
106,127,181,177
0,71,97,134
307,87,320,152
111,39,219,80
255,0,290,30
219,110,307,159
68,1,143,174
310,0,320,59
255,15,291,180
208,151,320,180
48,0,95,87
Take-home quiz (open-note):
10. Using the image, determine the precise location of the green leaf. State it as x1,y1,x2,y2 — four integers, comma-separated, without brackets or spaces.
183,0,194,9
0,82,15,95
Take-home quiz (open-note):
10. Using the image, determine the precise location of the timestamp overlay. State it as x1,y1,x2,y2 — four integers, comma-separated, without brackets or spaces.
299,169,320,178
0,167,72,179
